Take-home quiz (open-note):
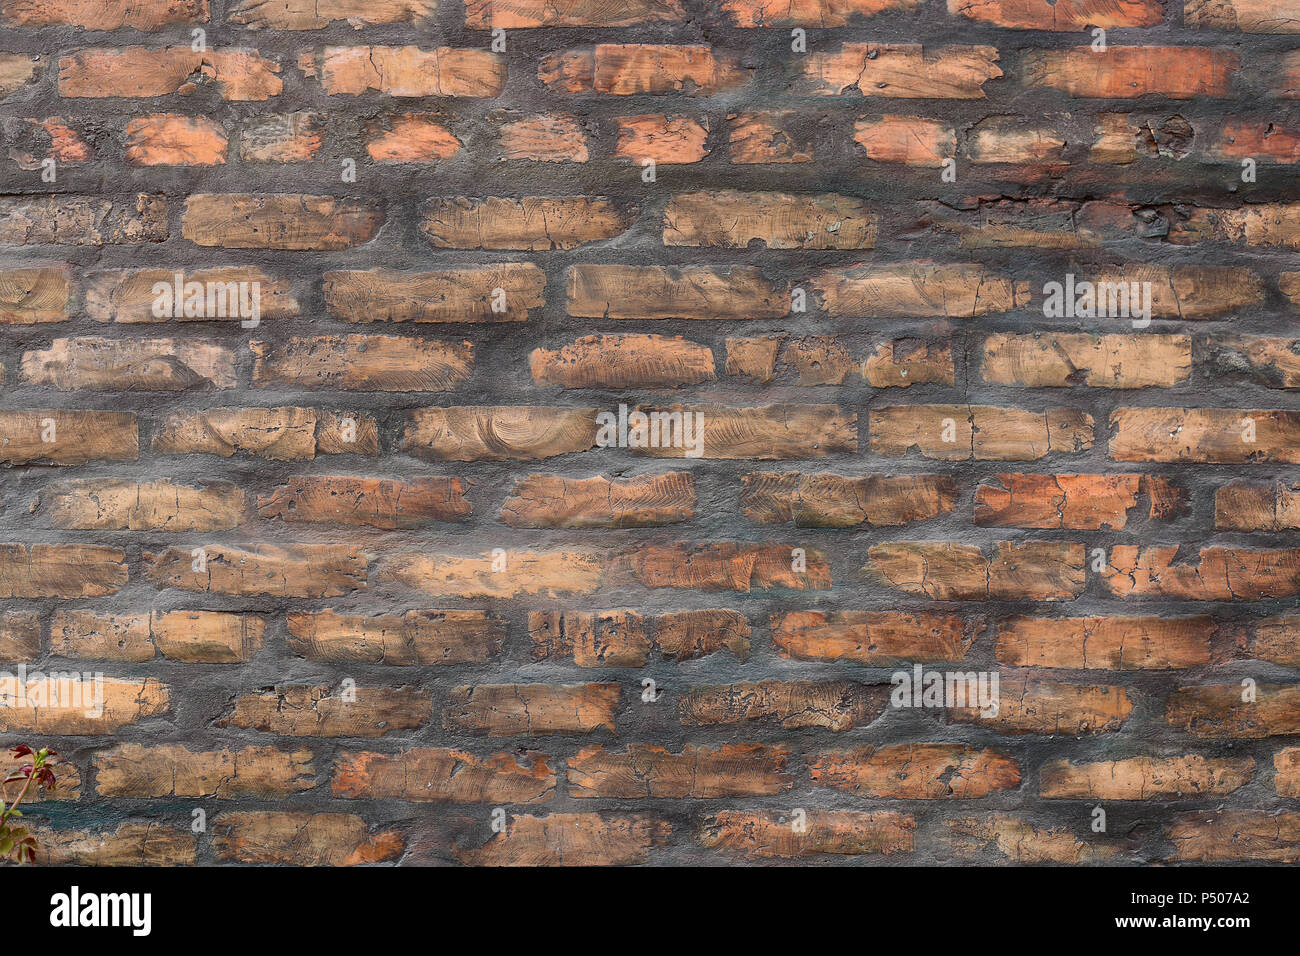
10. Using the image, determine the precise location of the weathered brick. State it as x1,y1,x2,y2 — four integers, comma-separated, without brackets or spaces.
503,473,694,528
422,197,632,250
0,612,40,661
866,541,1085,600
365,114,460,164
125,114,227,166
300,46,505,97
1111,406,1300,463
22,337,236,390
531,334,714,388
814,263,1028,317
0,676,168,734
945,815,1119,863
229,0,432,28
949,678,1133,735
663,190,876,249
85,267,298,323
381,549,607,598
325,265,544,324
1104,545,1300,600
702,810,913,858
0,194,167,245
467,0,683,27
239,112,322,162
794,44,1000,97
1041,755,1254,799
258,476,471,528
455,813,669,866
0,410,138,464
541,45,750,96
3,0,208,29
0,543,127,597
59,48,281,100
998,615,1215,669
402,406,598,461
773,611,977,664
34,823,195,866
742,472,956,526
445,683,620,736
251,335,472,391
951,0,1163,29
40,477,243,531
680,680,888,730
0,266,71,324
286,609,504,665
1168,810,1300,862
1023,47,1239,98
870,405,1093,460
52,609,263,662
94,744,315,798
1166,683,1300,736
333,749,554,803
153,407,378,459
144,543,367,597
220,685,429,737
974,474,1176,529
569,265,788,319
633,541,832,591
569,744,791,798
182,194,382,250
982,333,1191,388
498,114,587,162
615,114,709,163
728,111,811,163
812,745,1020,798
213,812,402,865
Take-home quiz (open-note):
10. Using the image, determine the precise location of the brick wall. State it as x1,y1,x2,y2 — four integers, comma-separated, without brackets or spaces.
1,0,1299,866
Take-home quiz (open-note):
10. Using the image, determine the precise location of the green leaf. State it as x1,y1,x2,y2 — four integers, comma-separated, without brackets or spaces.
0,837,13,856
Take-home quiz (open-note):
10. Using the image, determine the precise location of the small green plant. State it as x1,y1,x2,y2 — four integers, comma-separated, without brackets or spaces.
1,746,56,864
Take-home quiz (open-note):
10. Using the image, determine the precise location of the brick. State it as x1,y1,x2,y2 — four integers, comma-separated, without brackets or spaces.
34,823,195,866
59,47,281,100
52,609,263,663
182,194,382,250
569,265,788,320
503,473,695,528
0,543,127,597
1216,480,1300,529
1166,683,1300,736
569,744,791,797
0,410,137,464
728,111,811,163
286,609,505,665
974,473,1175,530
741,472,956,526
7,117,92,169
656,609,752,660
866,541,1085,600
530,610,653,667
381,549,606,598
421,197,633,250
0,749,78,801
84,267,298,323
402,406,598,461
0,194,167,245
870,405,1093,460
258,476,472,528
220,685,430,737
499,114,587,162
1105,545,1300,600
1022,47,1239,98
40,478,244,531
813,263,1028,317
541,45,750,96
854,116,955,166
366,115,460,163
1066,265,1263,318
251,335,472,391
229,0,433,28
531,334,714,388
663,190,876,249
614,114,709,163
945,815,1118,863
864,340,956,386
125,114,227,166
0,612,40,661
333,749,554,803
702,810,913,858
94,744,315,798
726,336,782,382
721,0,921,25
1169,202,1300,248
631,404,855,459
794,44,1000,98
0,676,168,734
1168,811,1300,862
455,813,669,866
1185,0,1300,31
1209,336,1300,388
966,116,1066,162
3,0,208,28
1112,407,1300,462
1041,755,1254,799
325,265,545,324
213,812,402,866
996,615,1214,669
239,113,322,162
982,333,1191,388
949,678,1133,734
772,611,977,664
21,337,236,390
153,407,378,459
0,266,71,324
0,54,39,99
680,680,888,730
445,684,620,736
1275,749,1300,796
1246,616,1300,665
300,46,505,97
466,0,684,27
144,543,367,597
633,541,832,591
950,0,1163,28
812,745,1020,798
